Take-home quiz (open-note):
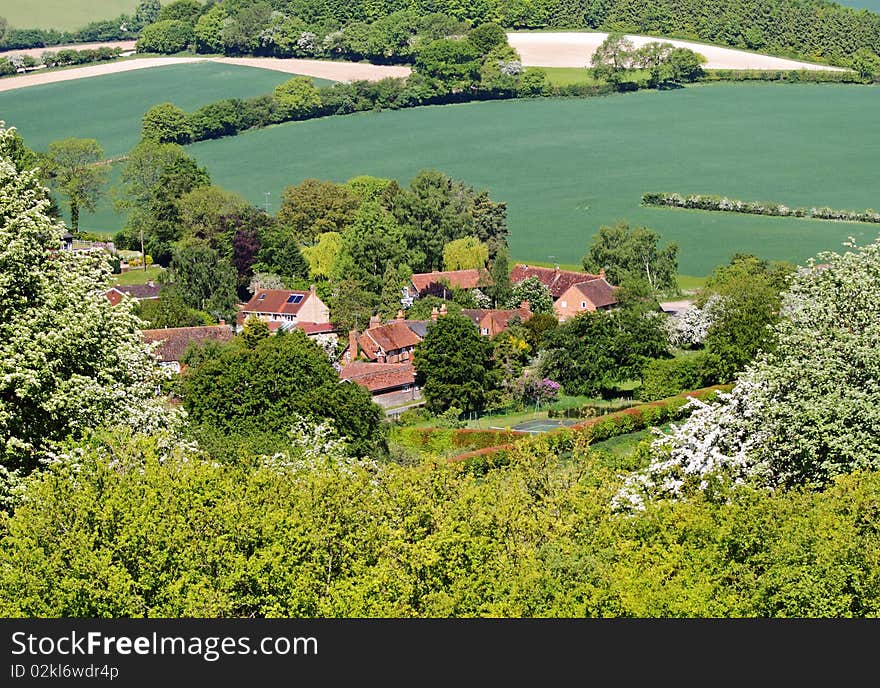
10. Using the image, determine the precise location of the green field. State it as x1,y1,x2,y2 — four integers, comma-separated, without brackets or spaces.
0,1,139,31
0,62,324,159
175,83,878,275
39,82,880,273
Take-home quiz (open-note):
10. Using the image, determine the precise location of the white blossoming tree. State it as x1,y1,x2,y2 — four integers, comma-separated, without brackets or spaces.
623,239,880,505
0,123,172,478
665,294,721,349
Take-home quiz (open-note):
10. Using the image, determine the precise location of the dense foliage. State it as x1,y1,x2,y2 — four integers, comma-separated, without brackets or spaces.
541,303,669,396
413,314,501,415
5,430,880,617
180,328,385,458
629,239,880,504
583,221,679,293
123,0,880,67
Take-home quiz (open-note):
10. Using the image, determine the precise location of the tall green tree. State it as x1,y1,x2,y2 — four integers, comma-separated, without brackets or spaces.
394,170,476,272
116,141,211,264
591,33,634,84
273,76,322,119
443,236,488,270
413,313,500,414
42,138,108,232
141,102,191,144
541,307,668,396
583,221,679,293
277,179,360,245
181,329,385,456
165,241,238,321
701,254,793,382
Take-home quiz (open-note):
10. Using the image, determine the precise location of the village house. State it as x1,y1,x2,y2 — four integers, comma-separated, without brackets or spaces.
105,280,161,305
510,264,617,322
408,268,491,300
142,324,234,373
345,312,424,364
338,361,420,409
236,286,330,332
460,301,533,336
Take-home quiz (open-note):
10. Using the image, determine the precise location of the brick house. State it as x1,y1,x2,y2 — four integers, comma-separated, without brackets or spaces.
461,302,533,336
510,264,617,322
553,278,617,322
236,286,330,332
345,313,424,364
105,280,161,305
142,324,234,373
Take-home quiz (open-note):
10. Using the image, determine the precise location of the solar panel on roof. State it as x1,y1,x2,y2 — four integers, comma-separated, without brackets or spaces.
286,294,303,304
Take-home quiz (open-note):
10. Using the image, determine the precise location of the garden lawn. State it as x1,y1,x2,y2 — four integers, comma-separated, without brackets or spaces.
112,265,164,286
0,61,329,159
71,82,880,274
0,1,140,31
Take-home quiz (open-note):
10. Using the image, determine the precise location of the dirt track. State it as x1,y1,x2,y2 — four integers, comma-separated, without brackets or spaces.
507,32,846,71
1,40,138,59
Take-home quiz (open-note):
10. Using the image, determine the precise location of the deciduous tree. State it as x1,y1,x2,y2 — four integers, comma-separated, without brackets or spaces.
42,138,108,232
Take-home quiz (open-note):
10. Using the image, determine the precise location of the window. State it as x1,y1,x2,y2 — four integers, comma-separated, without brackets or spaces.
581,301,587,309
258,293,266,300
481,327,490,335
560,300,567,308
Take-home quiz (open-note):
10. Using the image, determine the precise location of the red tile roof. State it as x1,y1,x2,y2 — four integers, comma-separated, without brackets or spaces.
240,289,312,316
358,321,422,360
340,362,415,393
460,306,532,335
510,264,604,298
572,278,617,309
410,269,489,294
106,283,161,303
142,325,233,362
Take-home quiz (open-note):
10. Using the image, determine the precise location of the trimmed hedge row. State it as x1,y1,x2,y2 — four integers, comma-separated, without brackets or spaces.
643,192,880,224
394,426,529,454
144,71,614,147
452,384,733,468
704,69,863,83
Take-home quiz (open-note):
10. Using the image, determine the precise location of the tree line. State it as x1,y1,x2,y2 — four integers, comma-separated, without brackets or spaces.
137,0,878,67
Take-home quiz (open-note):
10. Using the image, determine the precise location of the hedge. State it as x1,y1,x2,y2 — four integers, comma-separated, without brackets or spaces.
394,427,529,454
643,192,880,224
452,384,733,468
704,69,863,84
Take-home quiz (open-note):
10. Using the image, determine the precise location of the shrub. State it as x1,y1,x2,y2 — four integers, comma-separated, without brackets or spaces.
136,19,195,54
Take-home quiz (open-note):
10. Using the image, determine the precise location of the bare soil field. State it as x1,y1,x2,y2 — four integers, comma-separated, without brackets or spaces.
1,40,138,59
0,55,411,93
508,32,846,71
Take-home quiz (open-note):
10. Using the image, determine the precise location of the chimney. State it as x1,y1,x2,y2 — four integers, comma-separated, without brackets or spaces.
218,319,226,326
369,314,381,328
554,265,560,274
348,329,359,362
599,268,606,280
439,303,447,316
396,309,405,321
309,283,317,295
430,306,439,321
520,300,531,314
